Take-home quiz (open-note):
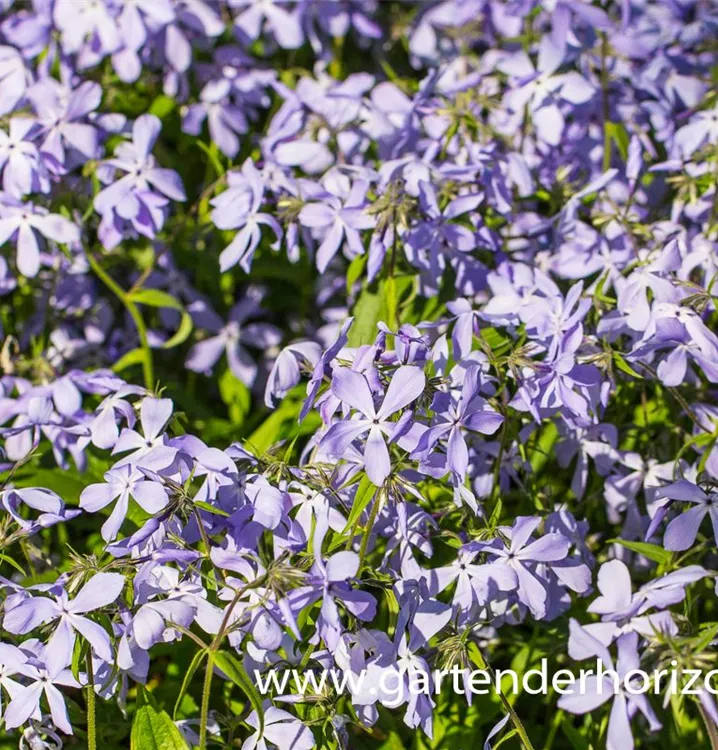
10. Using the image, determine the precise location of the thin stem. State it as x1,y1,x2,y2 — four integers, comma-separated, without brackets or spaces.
471,645,536,750
193,506,226,586
86,652,97,750
600,33,612,172
85,251,154,390
198,651,214,750
710,157,718,231
698,701,718,750
358,490,382,567
198,585,262,748
489,412,510,523
637,362,712,433
211,589,244,650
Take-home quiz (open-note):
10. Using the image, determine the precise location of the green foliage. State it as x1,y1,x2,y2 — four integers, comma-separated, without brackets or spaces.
131,687,189,750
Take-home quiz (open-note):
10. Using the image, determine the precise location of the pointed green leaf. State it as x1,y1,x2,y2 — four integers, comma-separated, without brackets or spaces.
194,500,230,517
131,686,188,749
608,539,672,565
213,649,264,736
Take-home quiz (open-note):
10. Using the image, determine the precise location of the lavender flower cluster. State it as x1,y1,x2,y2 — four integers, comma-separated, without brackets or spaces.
0,1,717,749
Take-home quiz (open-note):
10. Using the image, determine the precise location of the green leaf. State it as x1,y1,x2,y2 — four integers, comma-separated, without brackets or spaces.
173,649,207,720
129,289,183,310
128,289,193,350
693,623,718,653
480,326,511,354
148,95,176,119
377,731,407,749
608,539,672,565
197,141,225,179
348,281,384,347
163,311,193,349
130,686,188,750
219,369,251,426
194,500,230,517
0,553,26,577
112,348,146,373
213,650,264,735
340,474,375,536
606,122,630,161
346,254,367,296
613,352,643,379
348,276,413,347
246,400,320,455
560,714,590,750
71,634,89,683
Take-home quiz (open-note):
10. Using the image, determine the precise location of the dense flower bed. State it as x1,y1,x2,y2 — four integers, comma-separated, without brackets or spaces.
0,1,717,749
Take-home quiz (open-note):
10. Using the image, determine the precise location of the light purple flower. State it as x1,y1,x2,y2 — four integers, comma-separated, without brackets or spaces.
241,706,315,750
657,479,718,551
80,464,168,542
94,114,186,249
3,655,80,735
323,365,426,485
211,159,282,272
0,195,80,277
4,572,125,676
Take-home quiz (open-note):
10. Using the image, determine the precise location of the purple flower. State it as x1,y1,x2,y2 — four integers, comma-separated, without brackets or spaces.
414,365,503,483
467,516,571,619
299,182,374,272
572,559,708,650
4,572,125,676
27,78,102,171
674,105,718,158
53,0,121,59
0,195,80,277
0,118,48,198
3,654,80,735
498,36,595,146
293,508,376,650
242,706,315,750
186,289,281,385
211,159,282,272
112,0,175,83
0,487,63,529
559,627,661,750
111,396,177,470
656,479,718,551
322,365,426,485
94,114,186,249
264,340,322,408
0,45,29,116
231,0,303,50
80,464,168,542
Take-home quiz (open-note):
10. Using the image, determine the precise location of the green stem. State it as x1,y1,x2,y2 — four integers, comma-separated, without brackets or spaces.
198,651,214,750
636,361,712,433
698,701,718,750
85,251,154,390
489,413,510,524
471,646,536,750
358,490,382,567
86,652,97,750
710,157,718,231
600,33,612,172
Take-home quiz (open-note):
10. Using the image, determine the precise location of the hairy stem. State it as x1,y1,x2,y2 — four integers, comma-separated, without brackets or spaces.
86,652,97,750
198,651,214,750
471,645,536,750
